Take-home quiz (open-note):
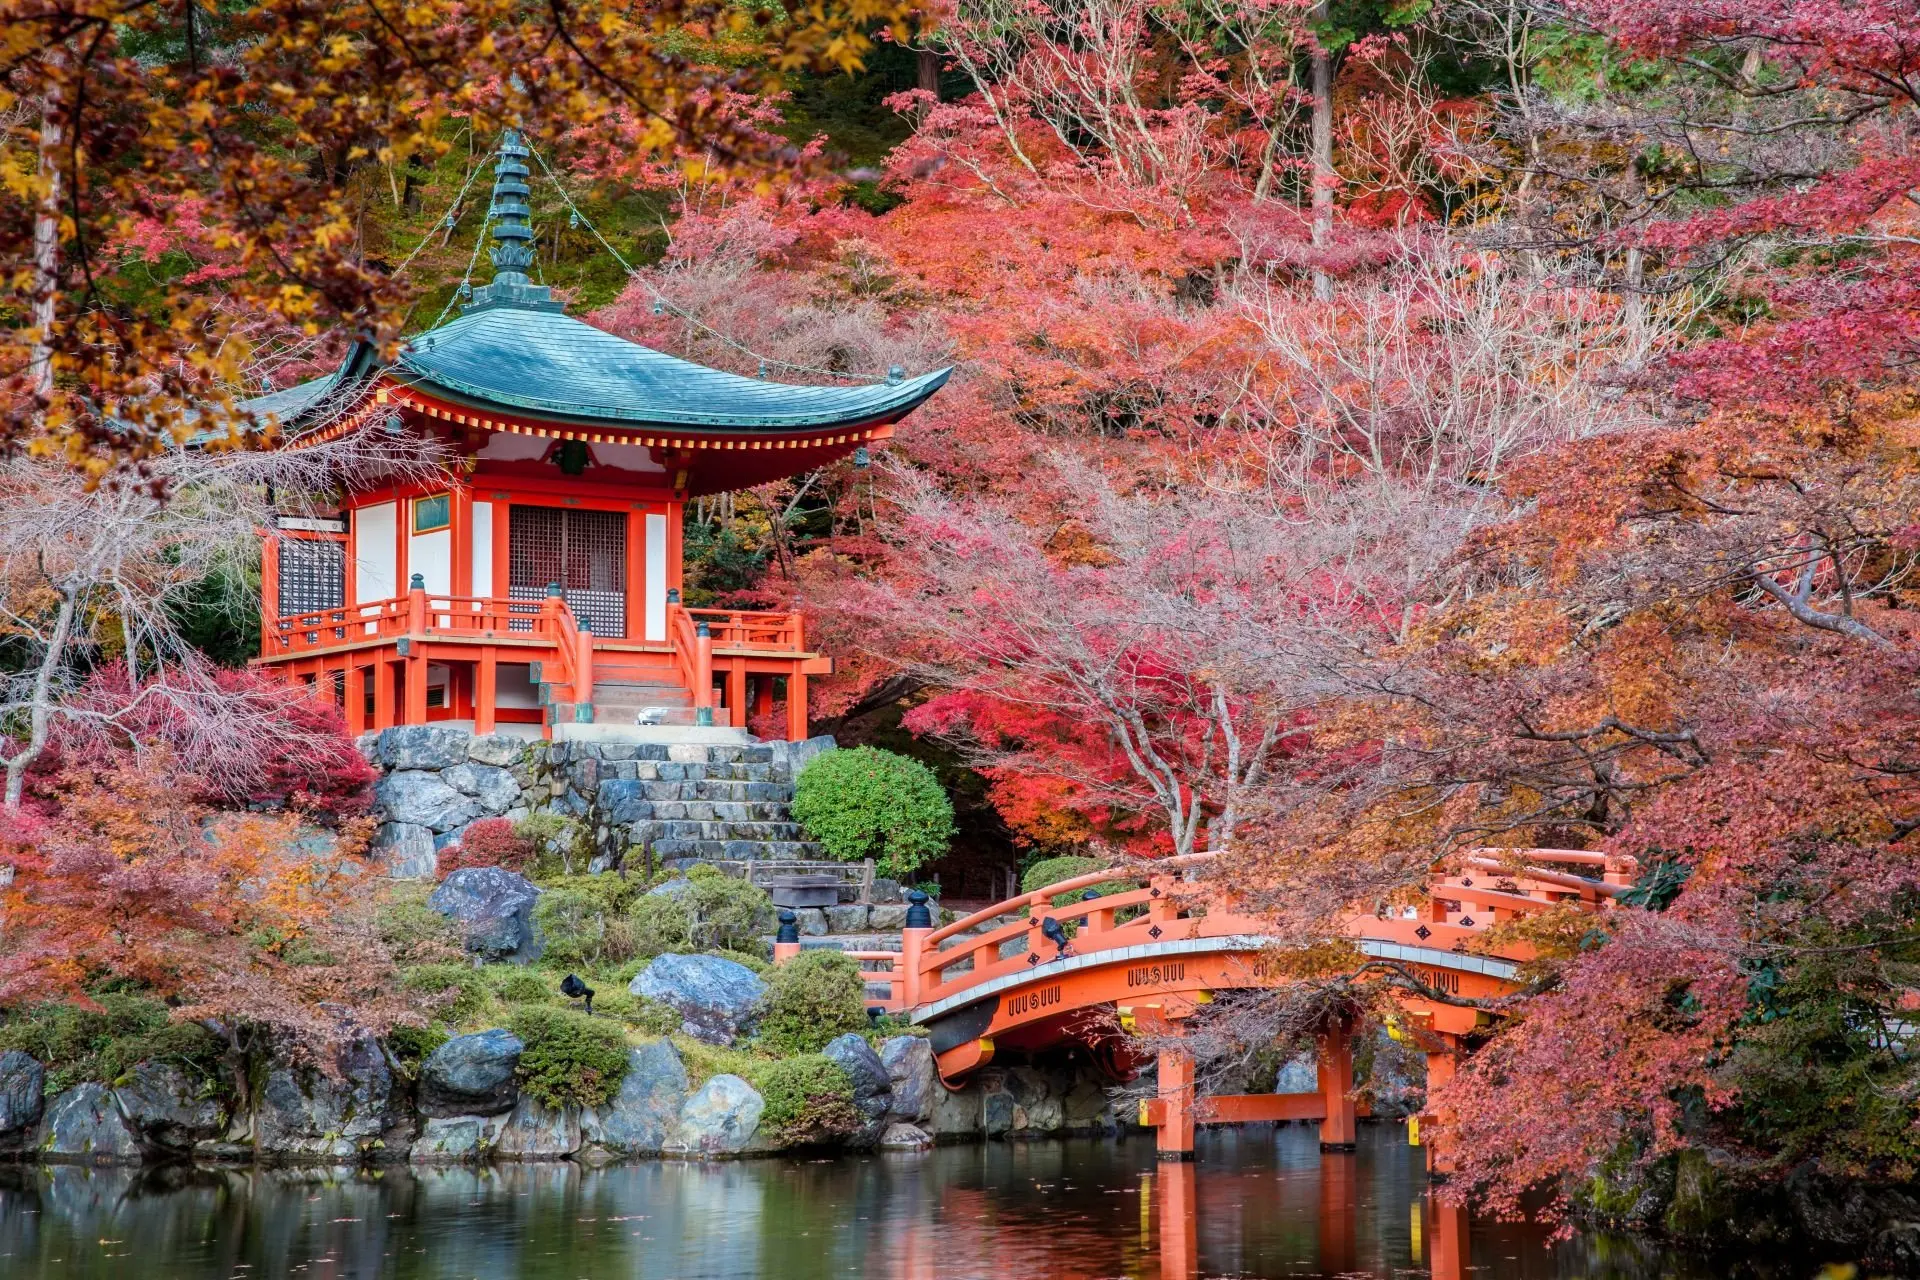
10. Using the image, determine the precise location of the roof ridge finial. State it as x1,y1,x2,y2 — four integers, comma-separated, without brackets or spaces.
464,128,562,315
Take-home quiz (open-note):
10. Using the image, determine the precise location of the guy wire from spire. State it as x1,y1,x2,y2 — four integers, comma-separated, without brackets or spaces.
521,137,899,386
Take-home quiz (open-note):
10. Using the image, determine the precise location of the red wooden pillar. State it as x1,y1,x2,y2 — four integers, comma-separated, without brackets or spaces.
405,653,428,724
1157,1159,1198,1280
476,647,498,734
258,532,279,651
726,660,746,729
1421,1037,1460,1177
345,664,368,734
450,485,473,596
373,657,396,730
1156,1032,1196,1161
1317,1023,1357,1151
785,670,808,742
753,676,774,723
693,624,715,724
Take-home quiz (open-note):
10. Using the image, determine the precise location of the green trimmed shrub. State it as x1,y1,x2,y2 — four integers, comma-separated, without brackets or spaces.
757,1054,862,1146
534,876,646,968
504,1006,631,1108
386,1023,449,1072
624,865,774,957
487,968,552,1005
755,950,870,1055
1021,856,1132,907
790,747,954,880
591,990,681,1035
0,994,222,1095
400,964,490,1023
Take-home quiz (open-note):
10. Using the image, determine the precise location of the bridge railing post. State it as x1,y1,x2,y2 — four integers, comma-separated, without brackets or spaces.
1418,1036,1460,1177
901,890,933,1009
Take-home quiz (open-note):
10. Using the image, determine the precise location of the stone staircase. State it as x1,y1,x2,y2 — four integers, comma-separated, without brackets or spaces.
558,740,826,867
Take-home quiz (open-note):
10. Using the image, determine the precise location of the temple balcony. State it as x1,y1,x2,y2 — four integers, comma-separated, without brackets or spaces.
258,580,830,742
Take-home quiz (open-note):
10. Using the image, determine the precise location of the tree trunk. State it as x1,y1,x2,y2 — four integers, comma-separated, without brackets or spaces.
29,52,65,422
917,48,941,97
4,586,76,809
1309,4,1335,303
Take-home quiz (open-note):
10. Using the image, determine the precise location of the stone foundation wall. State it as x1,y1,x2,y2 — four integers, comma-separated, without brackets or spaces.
360,726,839,880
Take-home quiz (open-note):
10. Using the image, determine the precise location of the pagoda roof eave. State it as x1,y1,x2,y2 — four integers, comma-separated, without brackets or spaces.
386,364,949,434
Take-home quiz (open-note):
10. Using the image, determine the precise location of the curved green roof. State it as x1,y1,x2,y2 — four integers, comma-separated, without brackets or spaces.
392,307,949,430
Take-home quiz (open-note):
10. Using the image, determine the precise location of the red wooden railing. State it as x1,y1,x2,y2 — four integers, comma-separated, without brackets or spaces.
685,607,804,652
264,592,549,657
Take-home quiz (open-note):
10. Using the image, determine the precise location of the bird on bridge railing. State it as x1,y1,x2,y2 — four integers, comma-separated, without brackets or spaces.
1040,915,1072,960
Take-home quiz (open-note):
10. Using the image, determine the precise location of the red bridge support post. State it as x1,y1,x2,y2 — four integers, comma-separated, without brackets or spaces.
1428,1192,1470,1280
1420,1035,1460,1178
1316,1023,1357,1152
1157,1035,1197,1161
772,910,801,966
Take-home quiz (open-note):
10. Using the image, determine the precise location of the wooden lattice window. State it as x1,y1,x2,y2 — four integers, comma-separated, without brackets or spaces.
277,538,346,618
507,505,627,637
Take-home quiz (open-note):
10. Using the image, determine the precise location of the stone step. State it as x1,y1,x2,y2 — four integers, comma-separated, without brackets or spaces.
657,840,827,862
615,801,797,824
629,818,808,842
584,762,791,786
546,742,782,765
601,779,794,804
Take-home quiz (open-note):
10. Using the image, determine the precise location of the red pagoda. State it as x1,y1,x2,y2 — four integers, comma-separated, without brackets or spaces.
247,133,948,741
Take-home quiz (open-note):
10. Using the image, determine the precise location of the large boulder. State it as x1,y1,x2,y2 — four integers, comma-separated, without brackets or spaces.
429,866,543,963
879,1036,936,1124
408,1114,508,1163
37,1084,142,1163
671,1075,764,1155
629,954,765,1045
580,1040,688,1158
495,1096,581,1159
823,1033,893,1145
114,1062,224,1152
377,724,471,770
255,1034,412,1162
0,1051,45,1151
418,1030,523,1117
376,770,481,833
442,763,521,813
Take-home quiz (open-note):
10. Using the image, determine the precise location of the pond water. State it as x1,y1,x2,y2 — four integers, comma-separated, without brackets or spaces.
0,1127,1820,1279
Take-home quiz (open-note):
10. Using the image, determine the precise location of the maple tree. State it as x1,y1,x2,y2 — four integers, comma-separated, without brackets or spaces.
0,0,921,475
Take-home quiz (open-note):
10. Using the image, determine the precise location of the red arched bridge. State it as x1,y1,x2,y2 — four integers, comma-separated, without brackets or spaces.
773,847,1637,1167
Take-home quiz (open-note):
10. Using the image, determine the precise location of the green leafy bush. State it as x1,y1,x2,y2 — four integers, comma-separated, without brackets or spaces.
399,964,489,1024
487,967,552,1005
757,1054,862,1146
504,1006,632,1108
790,747,954,880
0,994,222,1095
755,950,871,1054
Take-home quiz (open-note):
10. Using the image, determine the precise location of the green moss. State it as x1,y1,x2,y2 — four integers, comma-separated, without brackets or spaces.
374,882,460,963
754,950,870,1055
488,968,553,1005
504,1006,633,1109
757,1054,861,1146
0,994,222,1095
399,964,490,1024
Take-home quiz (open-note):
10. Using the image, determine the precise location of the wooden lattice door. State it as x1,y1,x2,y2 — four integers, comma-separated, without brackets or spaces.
508,506,627,637
277,538,346,617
